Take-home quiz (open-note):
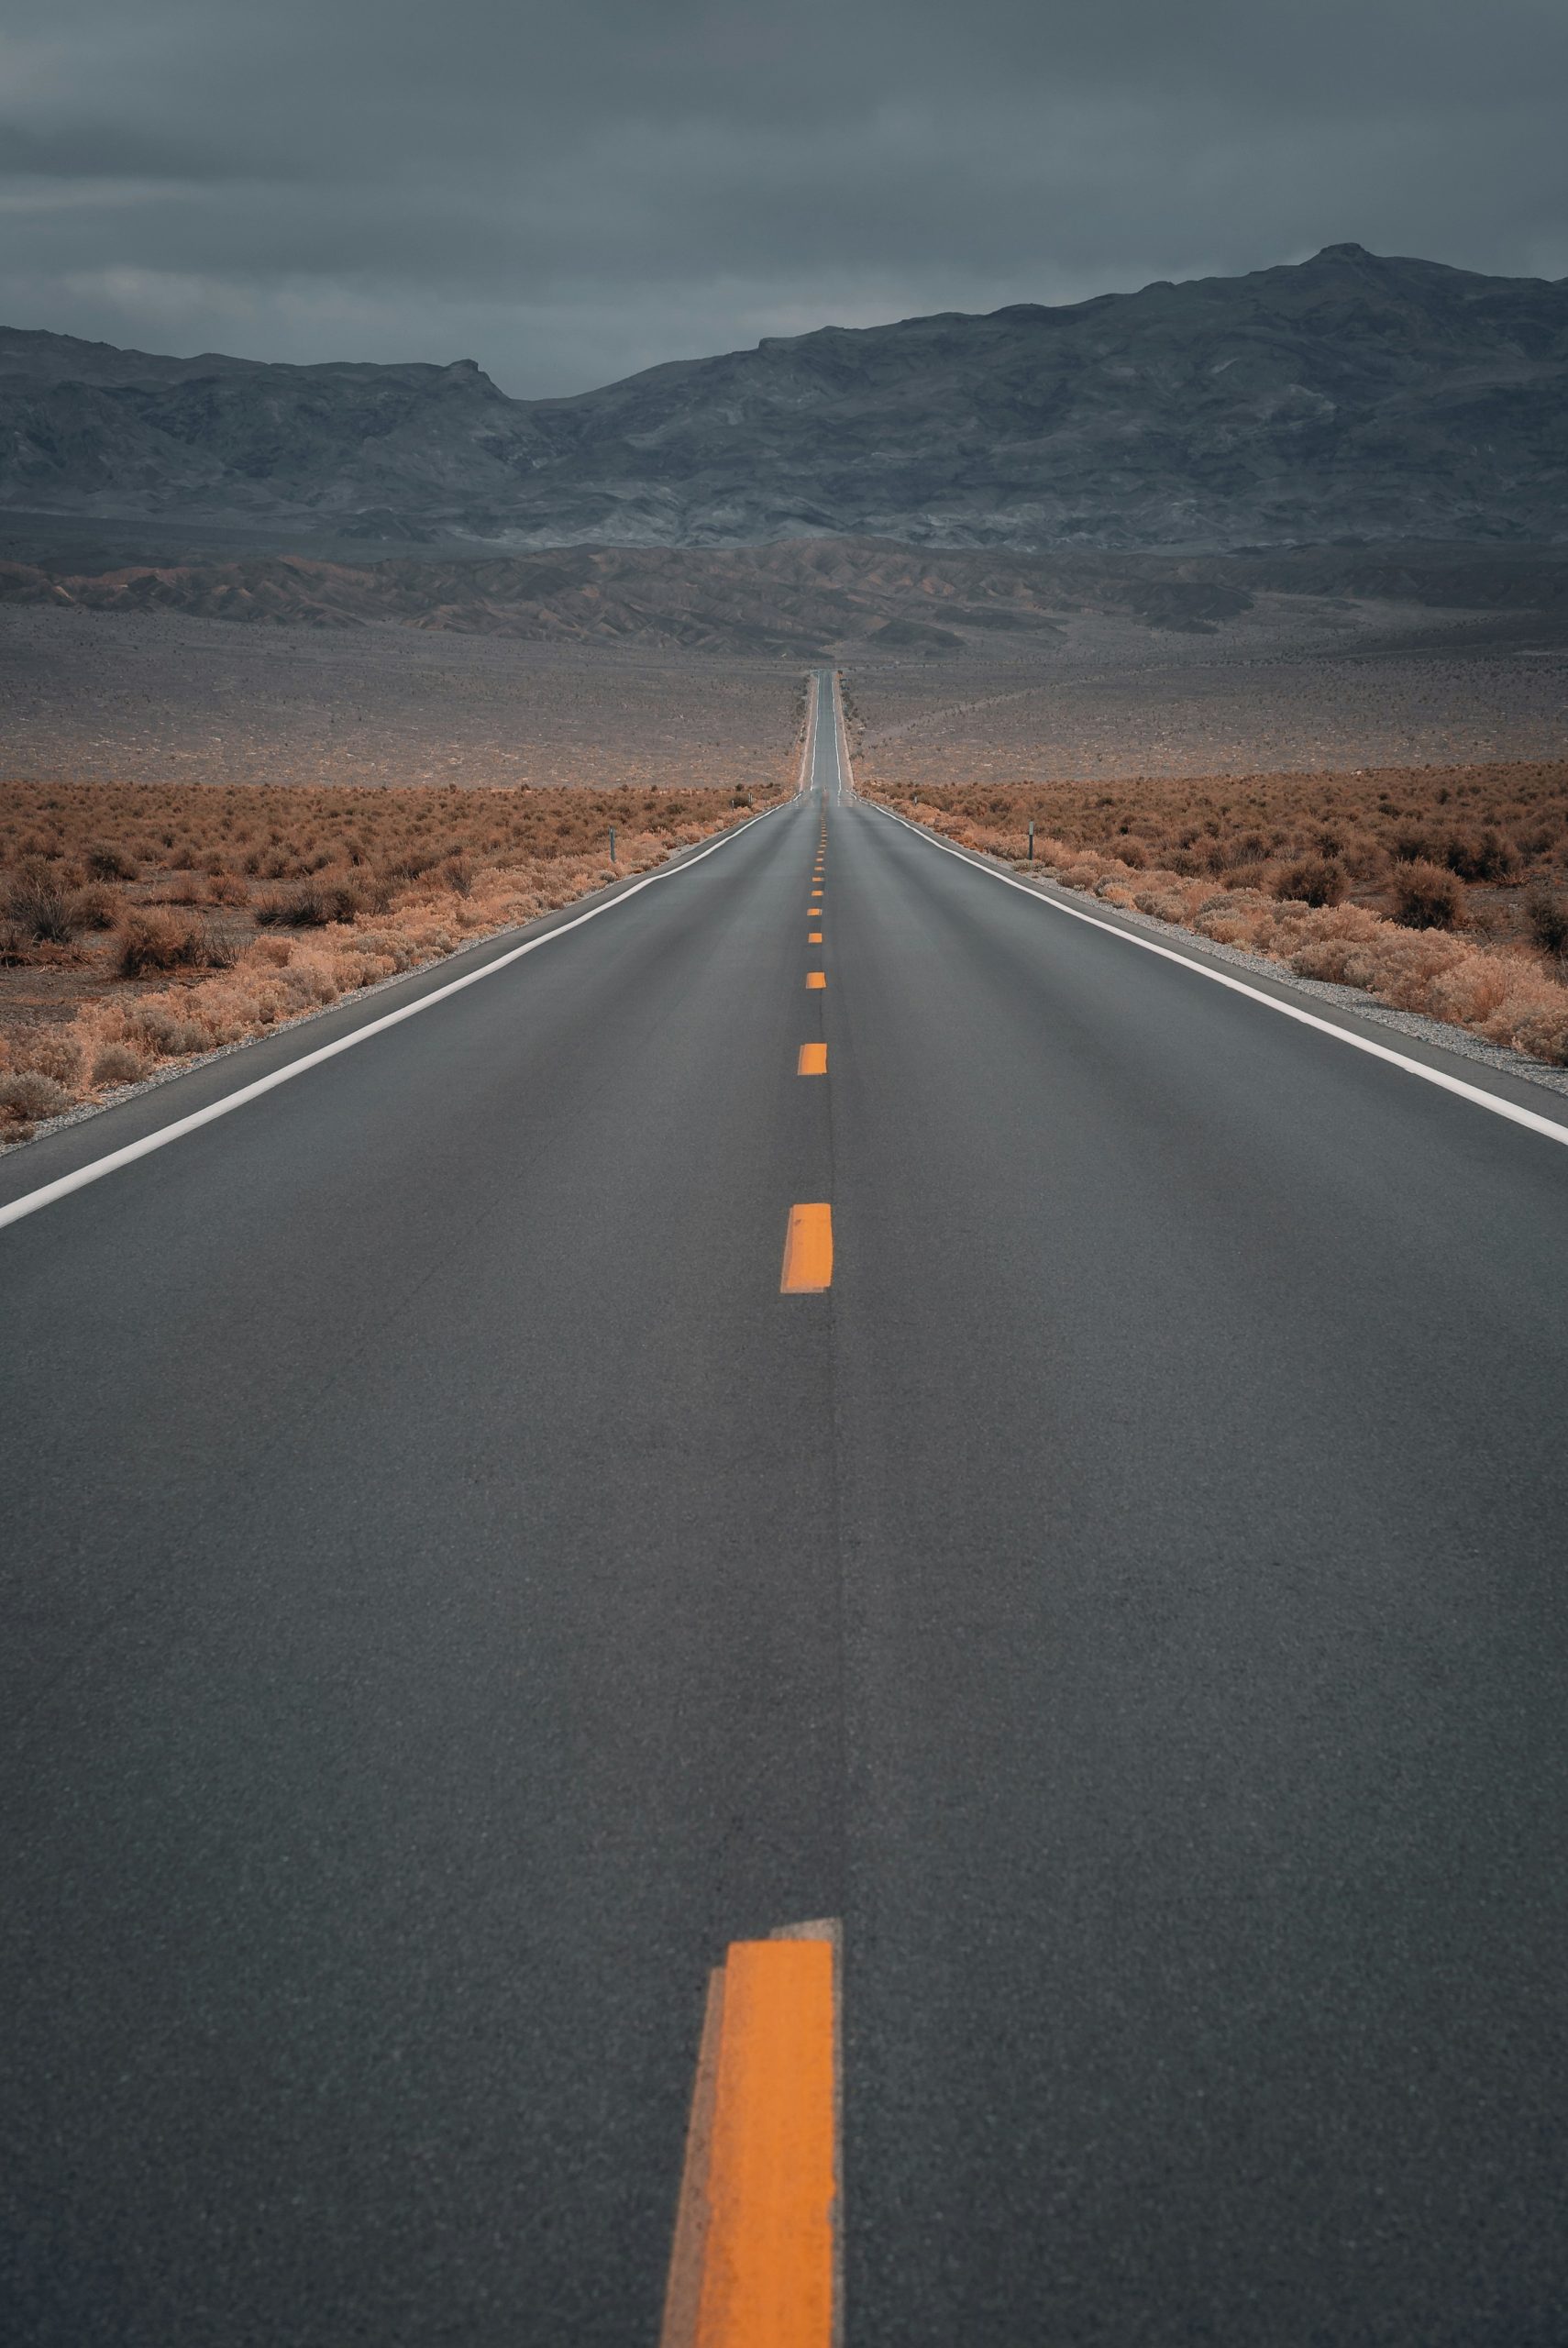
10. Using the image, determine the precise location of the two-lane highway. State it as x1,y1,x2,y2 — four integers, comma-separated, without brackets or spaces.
4,673,1567,2343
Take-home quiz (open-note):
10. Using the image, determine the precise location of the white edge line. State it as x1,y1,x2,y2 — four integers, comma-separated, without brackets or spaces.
0,802,790,1233
873,803,1568,1153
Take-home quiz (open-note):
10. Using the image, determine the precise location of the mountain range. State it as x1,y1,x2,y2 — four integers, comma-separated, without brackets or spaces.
2,245,1566,553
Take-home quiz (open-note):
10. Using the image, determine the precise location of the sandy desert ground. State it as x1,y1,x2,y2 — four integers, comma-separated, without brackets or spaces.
4,592,1562,804
0,606,803,792
848,604,1568,784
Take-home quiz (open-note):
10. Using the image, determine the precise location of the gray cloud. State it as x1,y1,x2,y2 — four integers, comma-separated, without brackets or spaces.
2,0,1565,393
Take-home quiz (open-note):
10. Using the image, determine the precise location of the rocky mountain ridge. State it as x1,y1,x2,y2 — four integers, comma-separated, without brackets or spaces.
3,246,1566,551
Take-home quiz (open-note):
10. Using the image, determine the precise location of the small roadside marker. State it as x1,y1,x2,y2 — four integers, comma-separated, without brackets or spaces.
798,1044,827,1075
780,1202,833,1292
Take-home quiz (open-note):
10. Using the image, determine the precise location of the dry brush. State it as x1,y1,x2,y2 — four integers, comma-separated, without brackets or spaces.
0,779,773,1139
866,762,1568,1067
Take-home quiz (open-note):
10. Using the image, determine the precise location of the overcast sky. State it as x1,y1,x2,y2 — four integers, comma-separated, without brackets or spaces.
3,0,1565,396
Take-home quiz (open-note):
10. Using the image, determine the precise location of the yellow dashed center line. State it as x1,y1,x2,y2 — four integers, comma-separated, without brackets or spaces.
806,971,825,991
780,1202,833,1291
809,931,823,944
798,1044,827,1075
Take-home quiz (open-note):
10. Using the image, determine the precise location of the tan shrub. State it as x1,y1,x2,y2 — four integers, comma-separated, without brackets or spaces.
1494,998,1568,1065
85,841,138,880
6,860,75,945
1391,861,1466,931
71,881,123,929
1525,886,1568,962
1424,957,1514,1025
254,874,370,927
1133,882,1201,924
92,1042,147,1088
17,1029,85,1091
1275,856,1349,908
116,908,225,976
120,1003,211,1057
0,1069,72,1124
1442,828,1518,883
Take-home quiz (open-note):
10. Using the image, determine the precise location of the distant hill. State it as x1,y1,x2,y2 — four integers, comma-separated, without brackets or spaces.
3,247,1567,551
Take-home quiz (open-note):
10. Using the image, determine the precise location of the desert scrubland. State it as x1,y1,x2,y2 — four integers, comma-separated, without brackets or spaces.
0,779,778,1139
859,759,1568,1067
849,624,1568,781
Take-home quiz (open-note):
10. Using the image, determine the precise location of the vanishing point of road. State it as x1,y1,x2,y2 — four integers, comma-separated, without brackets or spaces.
3,675,1566,2344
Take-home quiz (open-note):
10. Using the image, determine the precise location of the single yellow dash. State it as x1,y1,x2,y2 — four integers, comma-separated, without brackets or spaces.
688,1940,836,2348
661,1931,840,2348
808,931,823,944
806,971,826,991
798,1044,827,1075
780,1202,833,1292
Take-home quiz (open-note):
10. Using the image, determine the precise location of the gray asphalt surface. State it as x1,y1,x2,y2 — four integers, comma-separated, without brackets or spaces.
3,674,1567,2343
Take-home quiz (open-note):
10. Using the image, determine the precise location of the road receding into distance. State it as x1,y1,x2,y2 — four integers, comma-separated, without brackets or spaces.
3,673,1566,2345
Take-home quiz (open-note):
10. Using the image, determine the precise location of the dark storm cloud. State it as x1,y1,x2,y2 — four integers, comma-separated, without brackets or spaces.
2,0,1565,393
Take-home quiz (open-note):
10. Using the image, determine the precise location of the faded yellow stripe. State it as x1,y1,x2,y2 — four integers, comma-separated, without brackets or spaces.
660,1967,729,2348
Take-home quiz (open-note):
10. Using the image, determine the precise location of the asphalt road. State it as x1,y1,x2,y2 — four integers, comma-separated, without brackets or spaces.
3,674,1567,2344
